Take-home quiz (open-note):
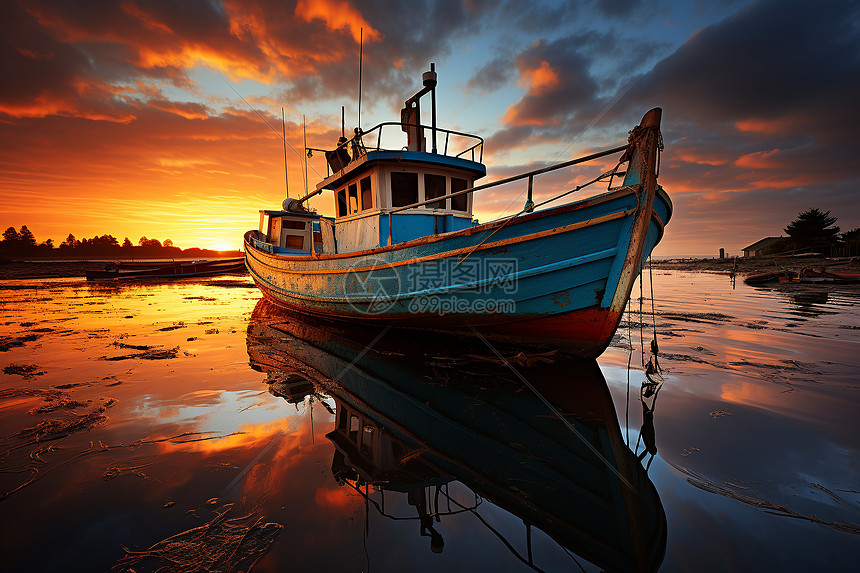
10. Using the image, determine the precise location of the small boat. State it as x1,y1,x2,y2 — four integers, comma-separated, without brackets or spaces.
244,65,671,358
245,302,667,572
799,267,860,283
743,271,797,285
85,258,246,280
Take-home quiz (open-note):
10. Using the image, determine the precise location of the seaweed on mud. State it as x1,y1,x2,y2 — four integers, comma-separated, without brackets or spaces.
659,312,736,323
101,346,180,361
27,398,90,414
202,279,255,288
102,462,154,481
687,477,860,535
660,353,723,367
16,410,108,441
16,397,115,441
53,382,91,389
0,334,40,352
0,387,62,400
112,342,154,351
2,363,46,378
112,505,282,573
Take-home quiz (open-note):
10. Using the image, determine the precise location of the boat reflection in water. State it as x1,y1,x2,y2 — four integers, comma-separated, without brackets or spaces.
247,300,666,572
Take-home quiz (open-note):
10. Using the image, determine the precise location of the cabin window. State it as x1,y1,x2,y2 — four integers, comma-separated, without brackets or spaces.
391,172,418,207
349,415,360,442
360,425,374,454
360,176,373,211
282,220,305,230
285,235,304,250
451,177,469,212
348,183,359,214
336,188,347,217
425,173,446,209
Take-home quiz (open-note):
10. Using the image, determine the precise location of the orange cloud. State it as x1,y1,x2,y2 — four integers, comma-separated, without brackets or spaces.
734,148,782,169
677,152,727,166
502,60,564,126
294,0,382,43
519,60,559,96
734,118,790,134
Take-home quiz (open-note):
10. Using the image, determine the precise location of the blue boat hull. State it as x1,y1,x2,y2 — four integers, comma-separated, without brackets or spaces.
245,185,671,357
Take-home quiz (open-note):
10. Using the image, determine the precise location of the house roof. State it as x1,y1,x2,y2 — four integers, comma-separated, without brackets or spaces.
742,236,783,251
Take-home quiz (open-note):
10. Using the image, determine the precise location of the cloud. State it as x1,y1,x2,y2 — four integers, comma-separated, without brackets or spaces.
294,0,382,43
481,0,860,254
501,38,599,127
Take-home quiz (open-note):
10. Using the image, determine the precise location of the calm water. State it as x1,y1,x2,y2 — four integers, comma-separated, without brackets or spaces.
0,270,858,572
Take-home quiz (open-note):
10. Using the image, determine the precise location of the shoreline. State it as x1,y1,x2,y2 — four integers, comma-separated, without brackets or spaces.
651,255,857,274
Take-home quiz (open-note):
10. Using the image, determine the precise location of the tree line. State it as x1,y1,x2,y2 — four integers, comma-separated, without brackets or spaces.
762,208,860,256
0,226,240,259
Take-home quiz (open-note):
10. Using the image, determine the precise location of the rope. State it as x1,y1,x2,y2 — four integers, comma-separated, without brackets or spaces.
454,166,620,268
625,297,633,447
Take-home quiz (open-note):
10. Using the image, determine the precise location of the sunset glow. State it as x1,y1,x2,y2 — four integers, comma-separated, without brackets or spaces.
1,0,858,255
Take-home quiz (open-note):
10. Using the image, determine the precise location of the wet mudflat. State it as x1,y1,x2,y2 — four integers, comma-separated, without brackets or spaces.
0,270,858,572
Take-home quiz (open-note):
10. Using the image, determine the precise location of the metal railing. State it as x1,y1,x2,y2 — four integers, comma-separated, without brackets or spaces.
335,122,484,165
328,144,630,224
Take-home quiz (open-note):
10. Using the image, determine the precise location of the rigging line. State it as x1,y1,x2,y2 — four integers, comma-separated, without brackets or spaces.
454,168,616,268
626,296,633,447
467,324,637,493
490,74,642,220
444,491,545,572
649,256,658,342
542,74,642,177
220,77,325,183
639,274,645,370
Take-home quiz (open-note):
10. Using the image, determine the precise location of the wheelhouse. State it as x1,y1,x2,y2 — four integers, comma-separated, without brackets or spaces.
316,150,485,252
252,210,324,255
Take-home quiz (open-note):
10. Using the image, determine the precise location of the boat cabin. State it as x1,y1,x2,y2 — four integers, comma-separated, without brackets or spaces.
252,64,487,256
313,66,486,253
318,149,485,252
255,209,325,255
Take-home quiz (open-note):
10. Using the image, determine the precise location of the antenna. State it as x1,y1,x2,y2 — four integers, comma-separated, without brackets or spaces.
288,108,290,199
358,27,363,130
303,114,308,196
342,106,345,138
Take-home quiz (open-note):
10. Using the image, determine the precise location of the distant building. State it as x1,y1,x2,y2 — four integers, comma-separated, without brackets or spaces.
742,236,784,257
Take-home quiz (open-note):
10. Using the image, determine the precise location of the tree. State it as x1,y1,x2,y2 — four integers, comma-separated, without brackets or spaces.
784,208,840,251
841,228,860,242
18,225,36,247
63,233,79,248
163,239,173,248
2,226,19,243
122,237,133,248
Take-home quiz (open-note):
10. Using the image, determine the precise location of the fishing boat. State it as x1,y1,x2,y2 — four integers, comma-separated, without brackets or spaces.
246,301,667,572
85,258,246,280
244,65,671,357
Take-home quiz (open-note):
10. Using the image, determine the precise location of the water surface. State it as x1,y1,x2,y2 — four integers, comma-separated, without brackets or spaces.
0,270,857,572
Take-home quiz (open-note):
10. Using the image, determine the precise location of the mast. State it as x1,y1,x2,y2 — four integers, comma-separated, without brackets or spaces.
288,108,290,199
303,114,309,196
358,28,363,130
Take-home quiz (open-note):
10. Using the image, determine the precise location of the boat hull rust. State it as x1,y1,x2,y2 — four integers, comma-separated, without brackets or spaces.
245,185,671,357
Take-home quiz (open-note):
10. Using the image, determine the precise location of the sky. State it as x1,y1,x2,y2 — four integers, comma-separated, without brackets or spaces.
1,0,858,255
